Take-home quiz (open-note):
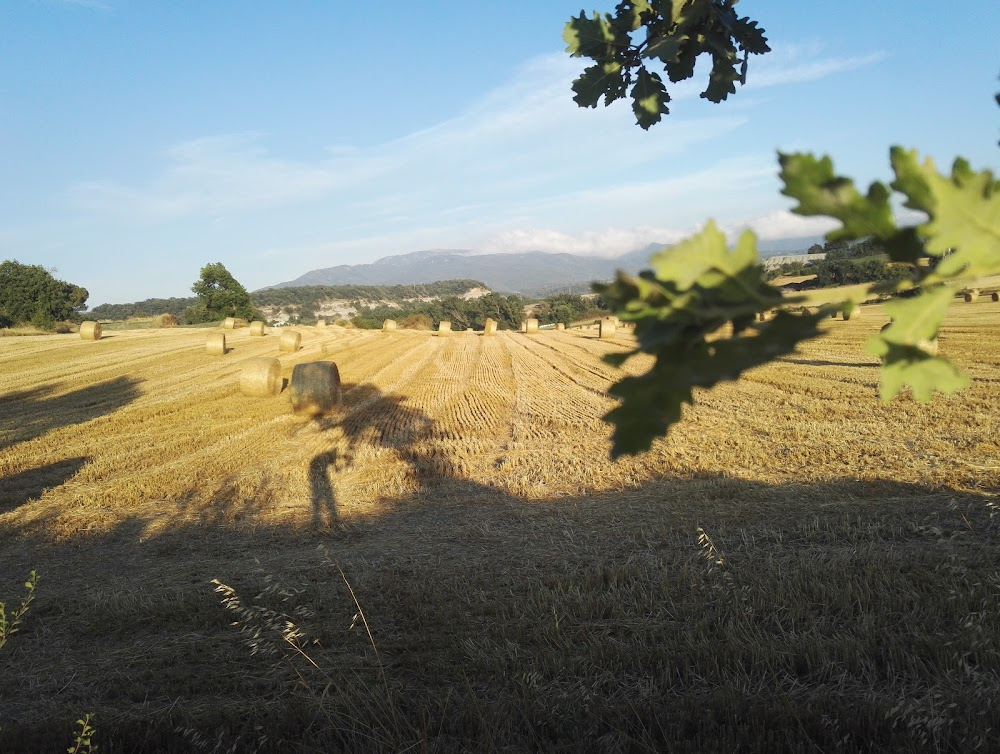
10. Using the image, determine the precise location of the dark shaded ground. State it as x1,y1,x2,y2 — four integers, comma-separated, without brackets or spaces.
2,383,999,752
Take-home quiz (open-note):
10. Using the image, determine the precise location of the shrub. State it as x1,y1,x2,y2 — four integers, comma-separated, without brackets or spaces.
399,313,432,330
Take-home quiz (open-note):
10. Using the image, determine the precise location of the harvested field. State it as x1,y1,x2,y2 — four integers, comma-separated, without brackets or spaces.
1,305,999,752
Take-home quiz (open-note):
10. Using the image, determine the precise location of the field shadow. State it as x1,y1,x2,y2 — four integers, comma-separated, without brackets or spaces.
777,356,877,369
0,376,142,453
0,457,90,514
3,380,1000,751
305,382,458,526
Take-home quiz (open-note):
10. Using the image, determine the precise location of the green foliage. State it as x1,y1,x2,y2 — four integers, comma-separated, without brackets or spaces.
596,150,999,457
564,0,770,129
570,6,999,457
532,293,604,325
784,149,1000,400
0,570,39,652
188,262,260,324
0,261,88,328
67,713,97,754
597,222,822,456
88,297,195,321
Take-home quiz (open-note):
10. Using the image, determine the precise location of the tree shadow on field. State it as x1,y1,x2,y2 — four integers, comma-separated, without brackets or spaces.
0,376,143,453
777,356,877,369
0,457,90,514
4,382,1000,751
305,382,458,526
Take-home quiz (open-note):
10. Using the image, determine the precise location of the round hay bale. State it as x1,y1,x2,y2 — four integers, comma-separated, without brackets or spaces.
992,292,999,302
279,330,302,352
437,320,452,336
829,310,838,319
383,319,397,332
157,313,179,327
289,361,342,418
599,317,617,339
466,327,474,333
556,322,565,331
842,305,862,321
79,321,102,341
249,320,266,336
316,318,326,328
964,288,980,302
525,318,539,334
239,357,282,397
758,311,768,322
519,321,527,333
484,318,497,336
206,332,226,356
223,317,237,329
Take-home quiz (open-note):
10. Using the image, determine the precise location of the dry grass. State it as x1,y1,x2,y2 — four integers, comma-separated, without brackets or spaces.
1,303,999,751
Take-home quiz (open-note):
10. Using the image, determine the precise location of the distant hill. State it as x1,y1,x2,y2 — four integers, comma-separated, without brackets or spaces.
88,280,488,321
268,237,822,296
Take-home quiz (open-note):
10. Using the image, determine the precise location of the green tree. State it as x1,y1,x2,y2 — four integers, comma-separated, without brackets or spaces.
0,260,88,329
566,5,1000,457
564,0,770,129
185,262,260,324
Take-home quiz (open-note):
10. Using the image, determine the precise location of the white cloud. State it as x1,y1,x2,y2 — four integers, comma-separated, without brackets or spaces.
67,42,887,280
745,45,887,90
733,210,839,240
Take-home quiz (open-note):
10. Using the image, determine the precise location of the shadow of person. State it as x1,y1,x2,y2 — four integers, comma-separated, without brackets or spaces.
309,451,339,528
304,382,459,528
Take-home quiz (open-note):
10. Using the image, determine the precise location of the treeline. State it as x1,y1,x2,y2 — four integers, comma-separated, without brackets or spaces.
89,297,195,321
352,292,608,331
252,280,487,309
768,239,910,288
88,280,489,321
0,260,89,328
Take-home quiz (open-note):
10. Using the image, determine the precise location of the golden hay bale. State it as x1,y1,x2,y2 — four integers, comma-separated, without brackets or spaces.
992,292,999,302
599,317,617,339
206,332,226,356
964,288,979,302
157,313,179,327
249,320,266,336
289,361,342,418
519,320,527,333
525,317,539,334
466,327,474,333
556,322,565,331
239,357,282,397
316,318,326,328
223,317,236,329
437,320,452,336
842,306,862,321
279,330,302,352
79,321,102,341
880,321,938,356
484,318,497,336
383,319,398,332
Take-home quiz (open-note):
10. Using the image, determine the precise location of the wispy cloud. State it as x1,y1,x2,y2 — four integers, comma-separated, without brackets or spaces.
68,43,885,272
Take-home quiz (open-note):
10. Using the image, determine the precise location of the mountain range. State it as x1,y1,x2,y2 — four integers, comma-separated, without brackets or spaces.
265,236,821,297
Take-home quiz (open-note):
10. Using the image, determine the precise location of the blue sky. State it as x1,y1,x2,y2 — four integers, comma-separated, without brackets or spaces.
2,1,997,306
